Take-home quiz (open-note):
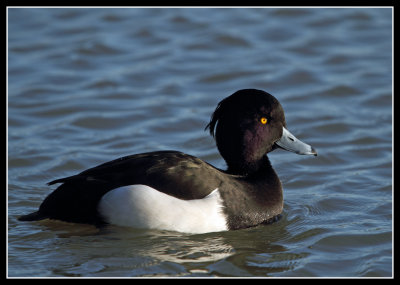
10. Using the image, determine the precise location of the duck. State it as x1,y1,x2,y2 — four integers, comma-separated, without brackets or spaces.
18,89,317,234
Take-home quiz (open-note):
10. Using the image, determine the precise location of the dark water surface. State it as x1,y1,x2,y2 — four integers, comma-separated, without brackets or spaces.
7,8,392,277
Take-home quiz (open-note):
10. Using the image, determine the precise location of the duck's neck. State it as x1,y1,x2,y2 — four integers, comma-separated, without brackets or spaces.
227,155,283,207
226,155,273,177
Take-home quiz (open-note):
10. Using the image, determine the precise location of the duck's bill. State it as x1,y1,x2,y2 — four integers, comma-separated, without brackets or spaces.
275,127,317,156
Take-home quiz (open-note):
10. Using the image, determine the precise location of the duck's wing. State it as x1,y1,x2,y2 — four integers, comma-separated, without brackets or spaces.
48,150,223,199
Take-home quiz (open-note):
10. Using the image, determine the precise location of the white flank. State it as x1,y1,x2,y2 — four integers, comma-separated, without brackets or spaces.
98,184,228,234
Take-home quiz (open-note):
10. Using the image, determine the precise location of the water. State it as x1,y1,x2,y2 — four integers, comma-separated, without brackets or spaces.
7,8,392,277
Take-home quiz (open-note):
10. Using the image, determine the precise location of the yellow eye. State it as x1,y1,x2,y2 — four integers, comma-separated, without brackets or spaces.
260,117,268,124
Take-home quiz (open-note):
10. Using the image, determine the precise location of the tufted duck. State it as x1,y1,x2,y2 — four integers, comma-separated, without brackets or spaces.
19,89,317,233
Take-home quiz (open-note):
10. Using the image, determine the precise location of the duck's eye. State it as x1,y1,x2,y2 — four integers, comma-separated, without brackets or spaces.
260,117,268,125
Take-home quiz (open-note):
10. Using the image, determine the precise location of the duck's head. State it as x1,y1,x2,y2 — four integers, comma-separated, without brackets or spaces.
206,89,317,175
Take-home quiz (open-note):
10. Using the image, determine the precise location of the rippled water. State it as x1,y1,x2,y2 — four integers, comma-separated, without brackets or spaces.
7,8,392,277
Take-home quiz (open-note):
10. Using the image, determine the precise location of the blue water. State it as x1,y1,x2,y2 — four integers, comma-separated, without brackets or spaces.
8,8,392,277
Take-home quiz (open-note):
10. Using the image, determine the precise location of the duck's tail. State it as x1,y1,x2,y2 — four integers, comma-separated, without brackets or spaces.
18,211,47,221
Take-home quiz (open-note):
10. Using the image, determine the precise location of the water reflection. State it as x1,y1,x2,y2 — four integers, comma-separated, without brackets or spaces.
107,227,236,264
35,219,295,276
